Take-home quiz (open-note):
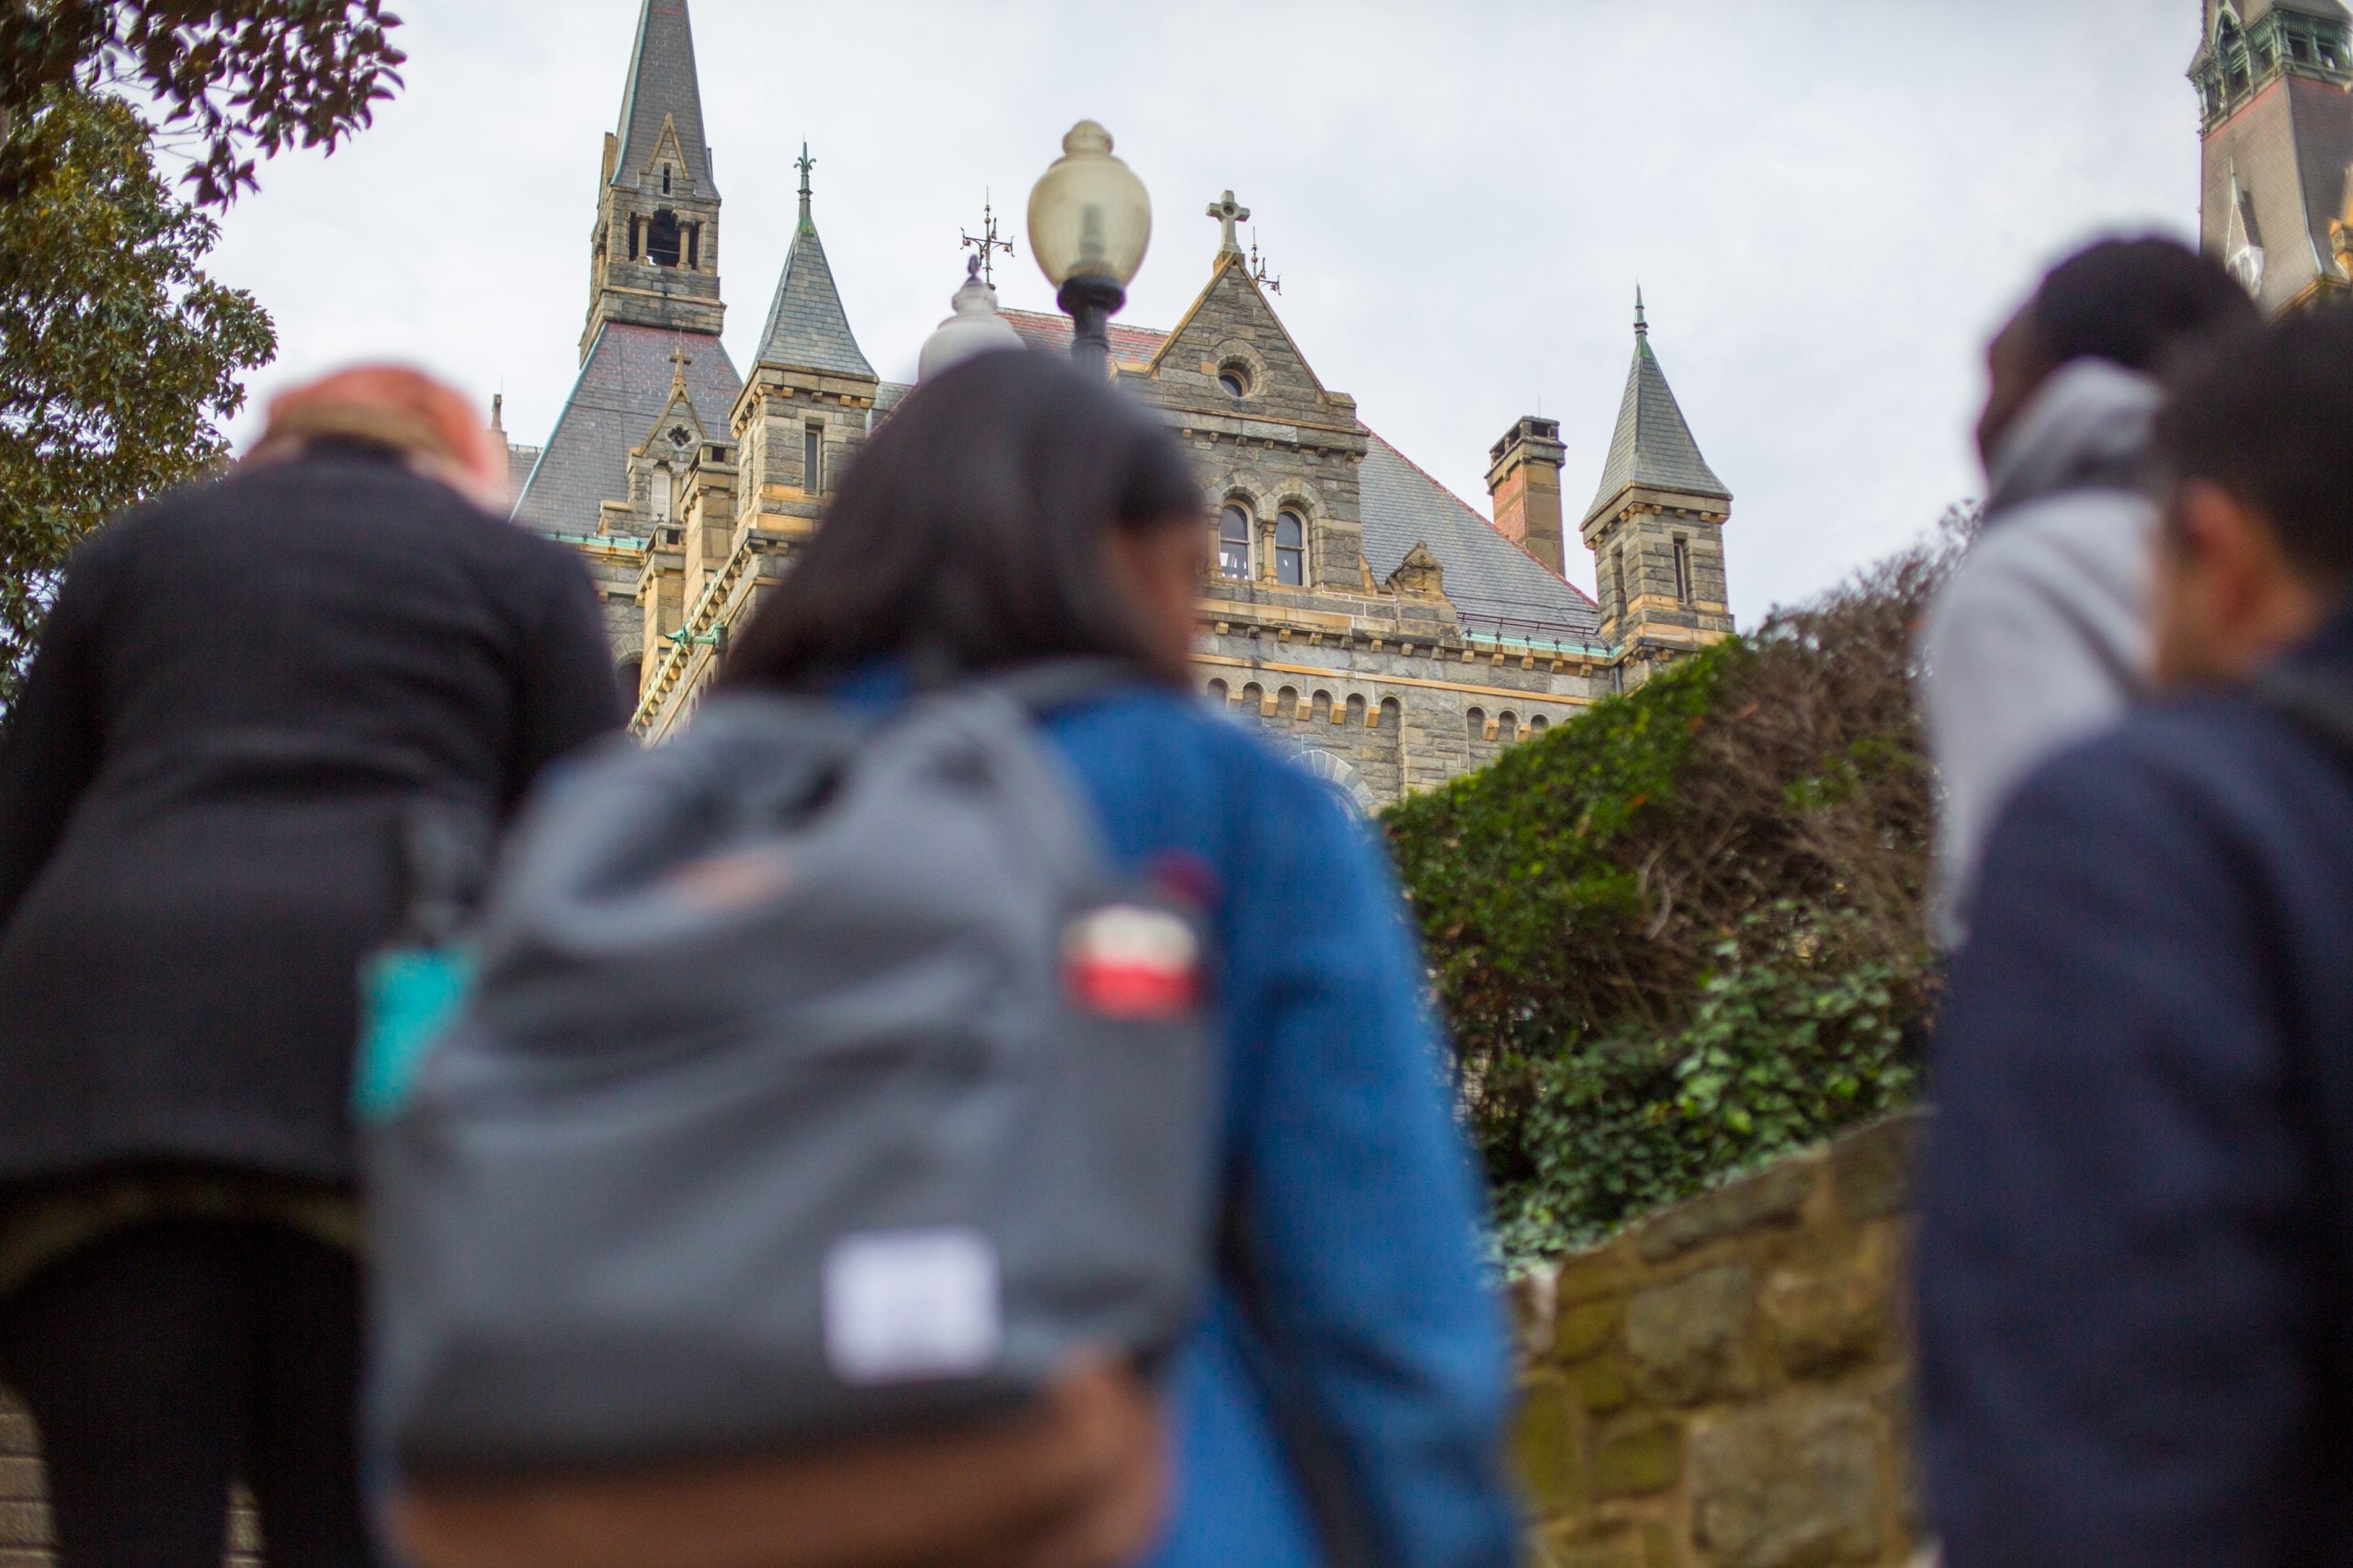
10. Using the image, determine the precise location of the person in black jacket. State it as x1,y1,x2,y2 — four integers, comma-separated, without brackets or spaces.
1918,305,2353,1563
0,366,622,1567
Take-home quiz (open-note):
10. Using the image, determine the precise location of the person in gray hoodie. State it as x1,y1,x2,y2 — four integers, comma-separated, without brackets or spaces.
1921,237,2256,947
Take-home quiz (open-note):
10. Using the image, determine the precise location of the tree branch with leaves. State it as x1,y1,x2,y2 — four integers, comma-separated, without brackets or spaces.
0,0,405,207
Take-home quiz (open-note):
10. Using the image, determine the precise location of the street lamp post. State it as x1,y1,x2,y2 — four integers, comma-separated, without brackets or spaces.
1026,120,1151,373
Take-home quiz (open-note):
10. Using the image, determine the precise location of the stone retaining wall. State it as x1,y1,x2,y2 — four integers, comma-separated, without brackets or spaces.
1512,1113,1927,1568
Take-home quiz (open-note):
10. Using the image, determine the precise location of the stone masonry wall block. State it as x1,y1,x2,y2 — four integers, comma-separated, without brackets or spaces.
1626,1262,1756,1406
1590,1415,1683,1498
1514,1376,1586,1516
1761,1230,1893,1380
1689,1396,1884,1568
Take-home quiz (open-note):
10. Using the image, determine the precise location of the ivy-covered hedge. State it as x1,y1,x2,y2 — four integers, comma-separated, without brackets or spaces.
1383,546,1948,1270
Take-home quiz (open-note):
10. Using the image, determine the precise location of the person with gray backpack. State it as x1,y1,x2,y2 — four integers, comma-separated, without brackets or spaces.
368,348,1520,1568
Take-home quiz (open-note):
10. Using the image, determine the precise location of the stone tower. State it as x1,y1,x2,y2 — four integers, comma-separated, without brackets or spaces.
730,148,880,536
584,0,726,358
1578,291,1733,678
2192,0,2353,313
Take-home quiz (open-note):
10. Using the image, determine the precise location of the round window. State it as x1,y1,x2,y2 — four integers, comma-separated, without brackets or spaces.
1218,363,1250,399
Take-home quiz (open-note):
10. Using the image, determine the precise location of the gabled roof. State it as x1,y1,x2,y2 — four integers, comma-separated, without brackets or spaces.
613,0,715,194
1359,438,1602,642
512,321,742,533
902,310,1598,642
755,202,874,380
1585,296,1730,525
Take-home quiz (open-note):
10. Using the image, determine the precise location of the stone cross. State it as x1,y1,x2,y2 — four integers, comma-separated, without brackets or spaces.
668,339,693,394
1207,189,1250,255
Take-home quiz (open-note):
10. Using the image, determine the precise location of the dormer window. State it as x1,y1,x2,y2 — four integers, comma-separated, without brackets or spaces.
651,462,673,523
662,165,672,196
646,210,682,267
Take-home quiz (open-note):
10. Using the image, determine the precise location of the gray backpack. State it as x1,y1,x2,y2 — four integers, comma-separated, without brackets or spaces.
366,668,1219,1479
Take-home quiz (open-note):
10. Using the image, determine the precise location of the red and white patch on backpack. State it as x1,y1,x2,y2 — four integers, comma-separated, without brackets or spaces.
1064,905,1201,1020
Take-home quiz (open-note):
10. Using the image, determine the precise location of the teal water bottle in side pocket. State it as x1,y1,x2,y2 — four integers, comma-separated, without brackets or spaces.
356,805,491,1124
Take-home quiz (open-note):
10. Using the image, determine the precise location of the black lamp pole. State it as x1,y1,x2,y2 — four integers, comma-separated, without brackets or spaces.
1059,273,1125,374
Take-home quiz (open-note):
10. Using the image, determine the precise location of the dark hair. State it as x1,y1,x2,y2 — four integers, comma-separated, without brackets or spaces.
2154,301,2353,588
2030,235,2258,374
721,349,1204,691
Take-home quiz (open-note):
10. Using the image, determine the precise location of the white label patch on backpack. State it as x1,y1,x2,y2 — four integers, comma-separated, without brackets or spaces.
824,1229,1003,1385
1064,904,1201,1020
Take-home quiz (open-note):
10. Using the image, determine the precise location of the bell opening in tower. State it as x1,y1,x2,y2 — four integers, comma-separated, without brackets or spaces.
647,210,683,268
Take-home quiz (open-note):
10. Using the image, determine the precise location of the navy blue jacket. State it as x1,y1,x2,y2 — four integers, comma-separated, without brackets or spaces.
1918,610,2353,1567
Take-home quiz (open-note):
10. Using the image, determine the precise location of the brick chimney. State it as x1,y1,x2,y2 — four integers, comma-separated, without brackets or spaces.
1486,415,1567,575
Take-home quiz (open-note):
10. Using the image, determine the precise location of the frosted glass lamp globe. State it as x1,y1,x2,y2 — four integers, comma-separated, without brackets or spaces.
1026,120,1152,289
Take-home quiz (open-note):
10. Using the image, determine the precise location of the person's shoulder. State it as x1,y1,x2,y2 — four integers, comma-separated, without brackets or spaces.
2007,692,2315,847
1938,494,2154,614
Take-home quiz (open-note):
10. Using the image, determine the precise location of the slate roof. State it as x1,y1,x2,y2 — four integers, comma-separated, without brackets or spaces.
511,321,742,534
2201,72,2353,310
1360,437,1602,644
504,444,540,506
612,0,715,193
1585,312,1730,525
755,211,875,379
999,308,1172,369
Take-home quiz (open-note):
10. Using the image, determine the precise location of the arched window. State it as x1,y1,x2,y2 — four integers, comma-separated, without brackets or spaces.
1242,682,1265,716
1346,694,1367,728
1378,697,1401,733
662,165,673,195
1276,687,1300,722
1275,510,1306,586
617,655,642,707
651,462,673,523
1217,505,1253,580
1529,714,1551,737
1611,548,1630,619
1311,690,1334,725
1498,712,1519,744
1219,363,1251,399
1465,707,1486,743
646,210,683,267
1205,678,1229,707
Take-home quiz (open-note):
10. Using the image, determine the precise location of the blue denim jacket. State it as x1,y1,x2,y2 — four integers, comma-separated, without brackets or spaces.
1020,683,1517,1568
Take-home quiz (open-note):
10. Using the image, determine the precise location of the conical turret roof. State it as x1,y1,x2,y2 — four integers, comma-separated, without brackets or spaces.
754,153,874,380
613,0,715,193
1585,291,1729,526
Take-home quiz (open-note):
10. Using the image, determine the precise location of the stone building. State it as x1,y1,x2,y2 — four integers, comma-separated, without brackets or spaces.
2194,0,2353,312
507,0,1738,808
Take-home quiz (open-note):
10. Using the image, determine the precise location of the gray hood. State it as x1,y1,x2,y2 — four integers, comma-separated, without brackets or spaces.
1983,358,2163,523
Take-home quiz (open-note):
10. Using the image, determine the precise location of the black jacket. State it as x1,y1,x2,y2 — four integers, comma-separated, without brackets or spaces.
1918,609,2353,1566
0,444,622,1187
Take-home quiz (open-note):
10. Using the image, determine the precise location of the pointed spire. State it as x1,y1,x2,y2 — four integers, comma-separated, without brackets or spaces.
1584,291,1729,526
614,0,716,194
756,158,875,380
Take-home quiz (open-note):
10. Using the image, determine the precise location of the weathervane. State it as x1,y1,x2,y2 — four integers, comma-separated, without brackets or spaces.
961,190,1015,287
1250,228,1281,294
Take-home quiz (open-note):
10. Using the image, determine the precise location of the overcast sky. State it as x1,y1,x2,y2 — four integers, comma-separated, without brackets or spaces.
203,0,2208,619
